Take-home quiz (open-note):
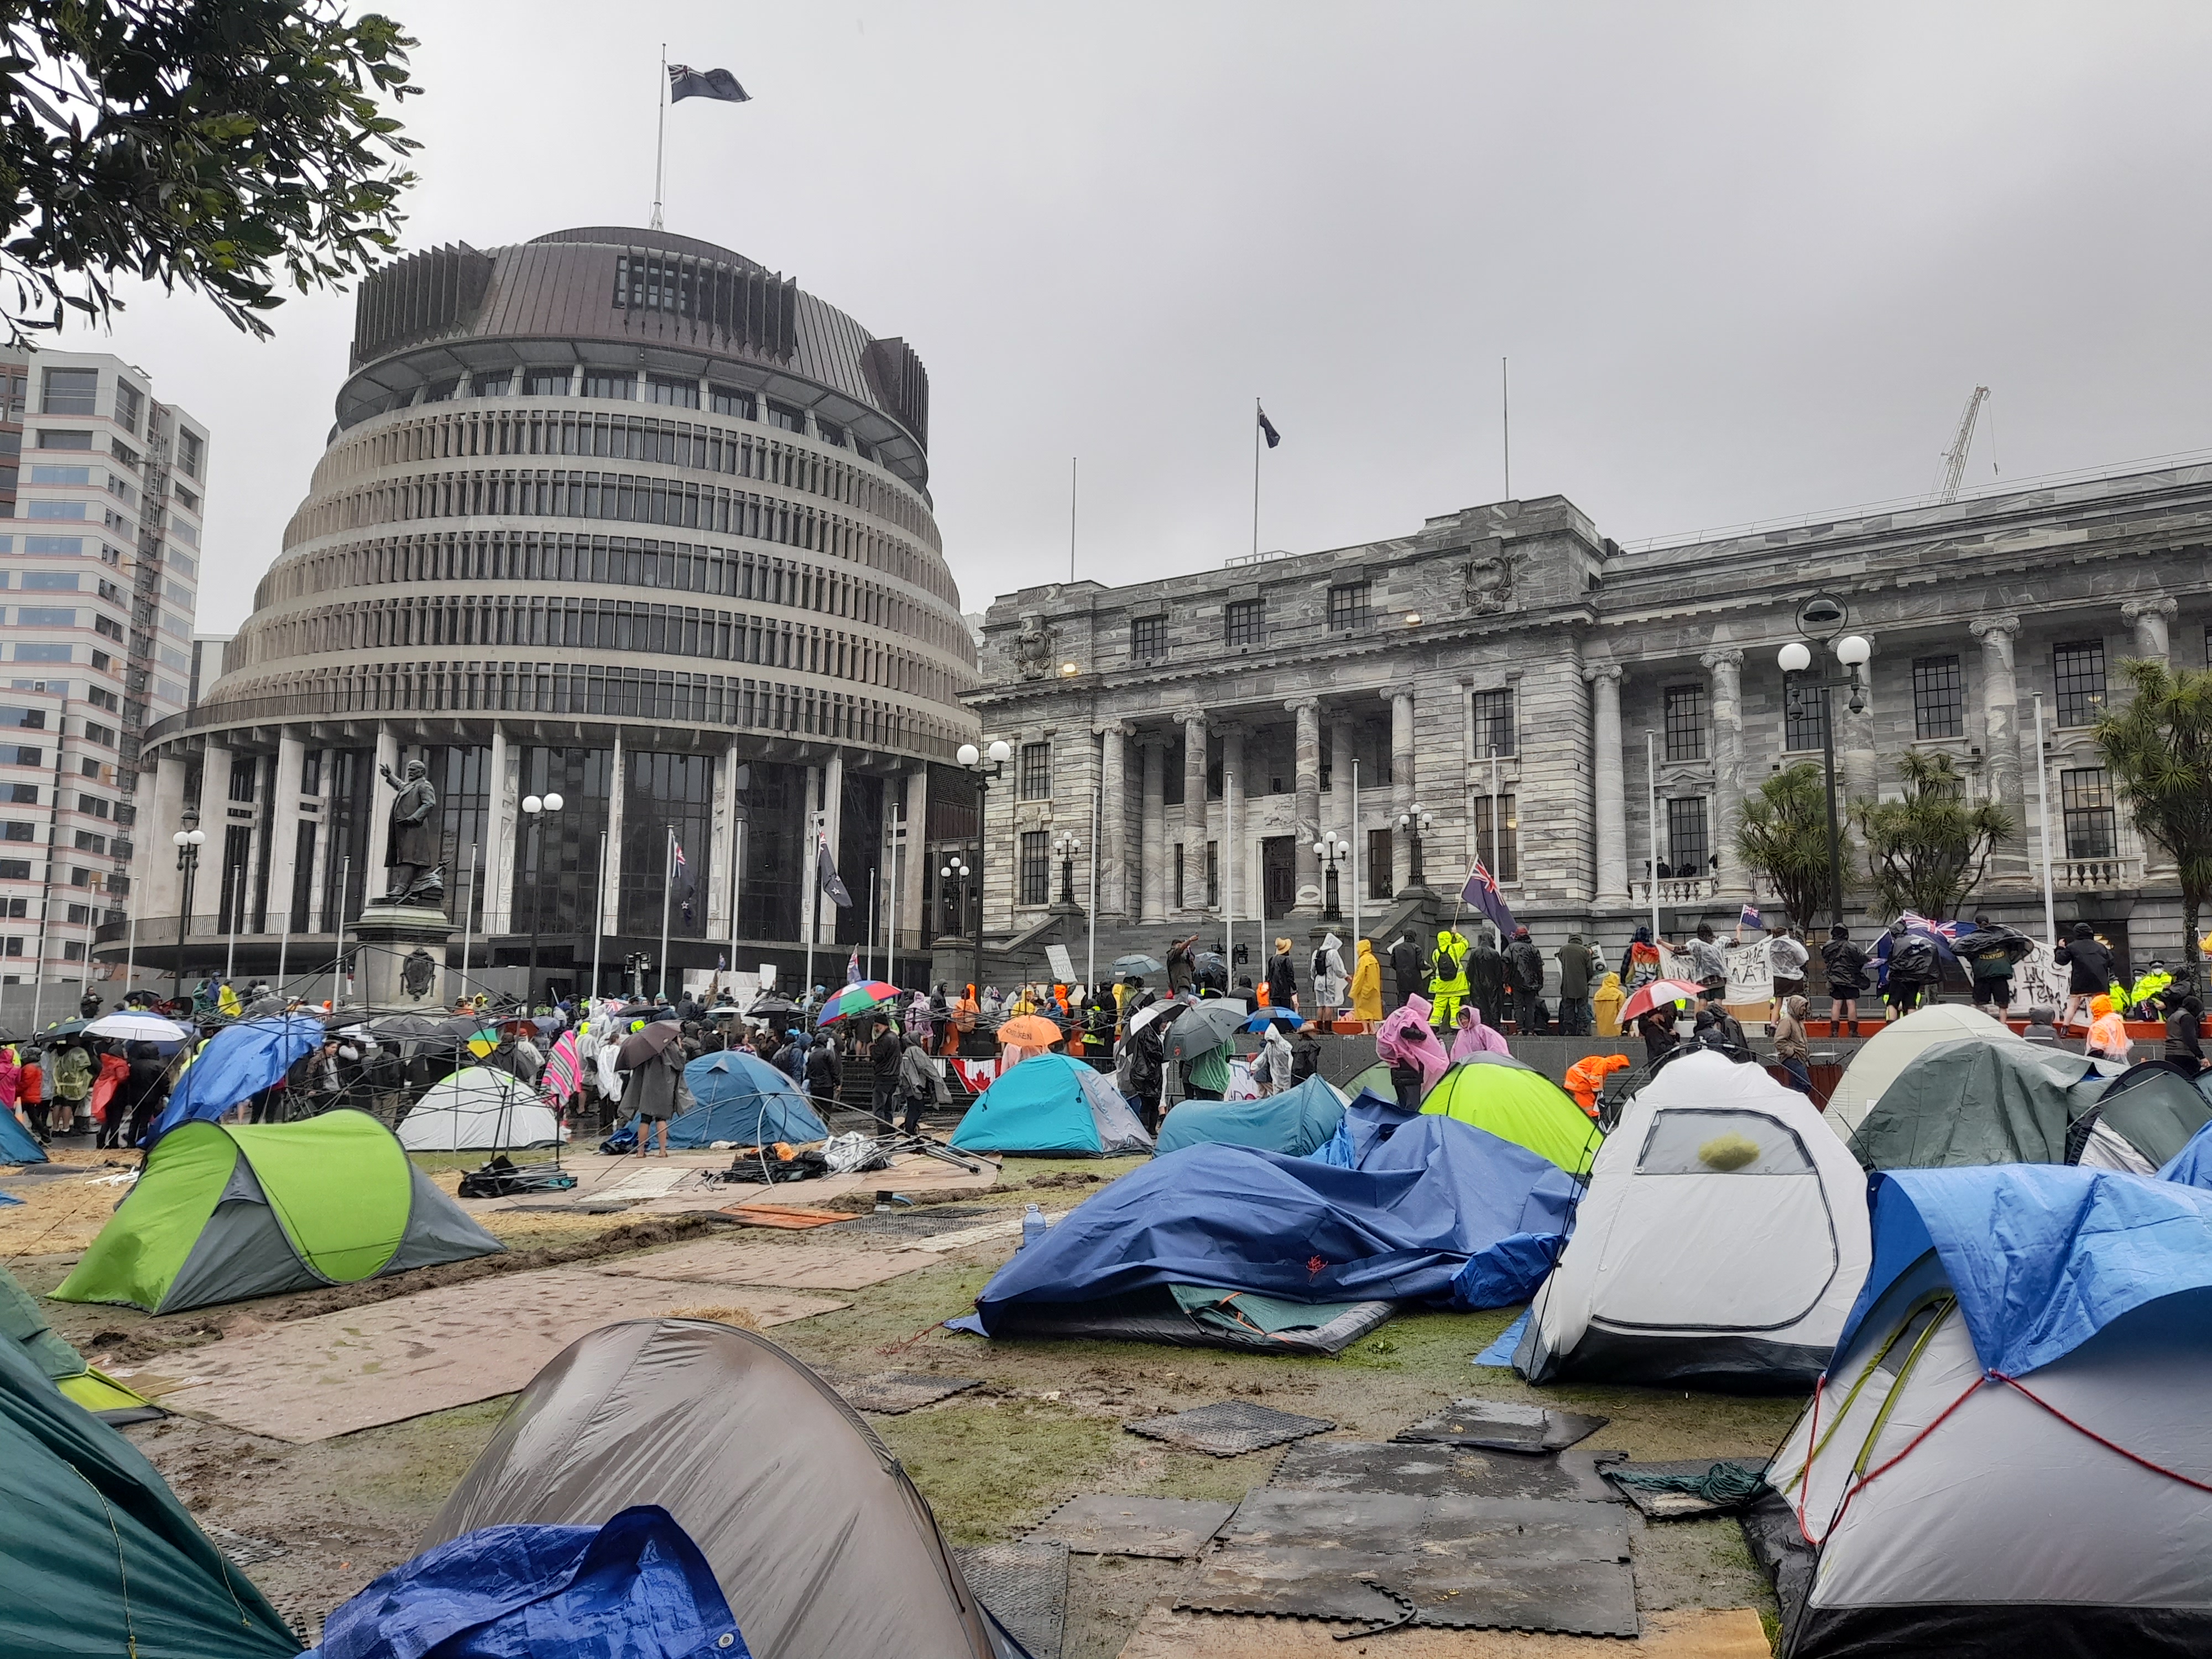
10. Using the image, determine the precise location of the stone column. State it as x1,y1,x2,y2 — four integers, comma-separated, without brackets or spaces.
367,725,398,906
1701,650,1746,896
1329,714,1356,839
1390,689,1416,893
1288,697,1323,915
262,733,306,931
1181,711,1209,912
601,734,625,943
1138,732,1169,924
1220,725,1247,925
199,739,235,931
1097,722,1129,920
2122,595,2177,666
1587,665,1629,904
1838,661,1879,809
1969,615,2024,872
142,754,188,922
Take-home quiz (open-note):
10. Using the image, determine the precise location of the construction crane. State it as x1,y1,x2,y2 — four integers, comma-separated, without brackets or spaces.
1937,385,1990,504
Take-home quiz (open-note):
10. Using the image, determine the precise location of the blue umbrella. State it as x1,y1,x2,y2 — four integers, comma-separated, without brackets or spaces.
1244,1007,1306,1031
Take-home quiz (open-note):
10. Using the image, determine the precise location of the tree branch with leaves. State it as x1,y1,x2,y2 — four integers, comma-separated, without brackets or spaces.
1735,761,1846,929
1851,750,2012,922
0,0,420,345
2095,658,2212,974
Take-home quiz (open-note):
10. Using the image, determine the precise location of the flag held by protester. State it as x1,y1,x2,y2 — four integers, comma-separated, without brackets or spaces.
1459,858,1519,936
669,64,749,103
1740,902,1761,930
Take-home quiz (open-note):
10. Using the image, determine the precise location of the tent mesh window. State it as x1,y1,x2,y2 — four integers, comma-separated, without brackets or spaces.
1635,1109,1816,1175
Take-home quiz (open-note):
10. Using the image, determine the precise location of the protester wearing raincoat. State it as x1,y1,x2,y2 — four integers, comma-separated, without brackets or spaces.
1312,933,1348,1016
1350,940,1384,1023
1564,1053,1631,1119
2086,994,2132,1065
1427,929,1470,1030
1448,1005,1511,1061
1593,972,1626,1036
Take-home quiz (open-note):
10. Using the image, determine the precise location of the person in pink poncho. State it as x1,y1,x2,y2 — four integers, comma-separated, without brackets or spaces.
1376,995,1449,1110
1448,1004,1511,1061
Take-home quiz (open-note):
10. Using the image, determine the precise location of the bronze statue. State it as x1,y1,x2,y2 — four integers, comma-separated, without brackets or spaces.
372,758,445,908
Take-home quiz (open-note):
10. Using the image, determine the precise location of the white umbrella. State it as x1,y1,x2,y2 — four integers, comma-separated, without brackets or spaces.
1125,1000,1182,1038
84,1011,191,1043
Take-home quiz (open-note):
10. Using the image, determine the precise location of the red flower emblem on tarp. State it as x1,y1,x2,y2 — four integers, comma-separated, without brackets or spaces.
1307,1254,1327,1279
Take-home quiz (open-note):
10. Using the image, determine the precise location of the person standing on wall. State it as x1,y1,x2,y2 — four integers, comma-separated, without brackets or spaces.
1822,925,1869,1037
1469,929,1508,1029
1504,926,1546,1035
1389,930,1424,1012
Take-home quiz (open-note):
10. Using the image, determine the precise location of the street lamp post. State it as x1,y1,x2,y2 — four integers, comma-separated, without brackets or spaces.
1396,802,1434,890
1053,831,1082,905
170,808,205,1007
954,739,1012,994
1314,830,1349,919
520,791,565,1010
1777,594,1872,927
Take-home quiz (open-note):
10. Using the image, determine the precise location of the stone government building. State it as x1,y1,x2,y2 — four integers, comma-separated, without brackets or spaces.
966,463,2210,982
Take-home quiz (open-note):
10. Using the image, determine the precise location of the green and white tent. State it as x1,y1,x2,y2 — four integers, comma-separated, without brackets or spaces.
0,1265,158,1424
52,1108,502,1315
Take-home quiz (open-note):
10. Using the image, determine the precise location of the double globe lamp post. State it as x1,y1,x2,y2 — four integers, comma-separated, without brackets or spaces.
520,790,564,1011
953,739,1012,998
170,808,206,1004
1776,593,1872,926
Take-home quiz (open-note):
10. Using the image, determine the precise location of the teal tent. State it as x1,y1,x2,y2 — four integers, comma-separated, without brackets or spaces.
0,1108,44,1164
1156,1075,1348,1156
0,1329,299,1658
949,1054,1154,1156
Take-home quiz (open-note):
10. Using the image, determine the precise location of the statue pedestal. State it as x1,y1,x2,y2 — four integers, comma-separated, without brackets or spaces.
350,905,455,1012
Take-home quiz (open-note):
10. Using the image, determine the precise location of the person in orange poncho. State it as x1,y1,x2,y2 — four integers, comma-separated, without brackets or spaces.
2085,994,2132,1065
1564,1052,1632,1119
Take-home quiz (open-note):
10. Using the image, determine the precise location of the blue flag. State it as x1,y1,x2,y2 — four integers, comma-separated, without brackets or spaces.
1458,858,1518,936
668,64,749,103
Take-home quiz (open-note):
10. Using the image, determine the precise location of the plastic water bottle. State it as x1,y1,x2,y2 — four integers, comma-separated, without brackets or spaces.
1021,1203,1047,1250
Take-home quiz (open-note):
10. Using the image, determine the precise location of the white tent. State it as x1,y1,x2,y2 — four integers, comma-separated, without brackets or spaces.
1825,1001,2022,1138
398,1066,565,1151
1750,1166,2212,1656
1513,1051,1872,1389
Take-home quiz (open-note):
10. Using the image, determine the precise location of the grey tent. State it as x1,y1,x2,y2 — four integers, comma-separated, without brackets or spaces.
2072,1061,2212,1173
1846,1037,2099,1170
425,1318,1002,1659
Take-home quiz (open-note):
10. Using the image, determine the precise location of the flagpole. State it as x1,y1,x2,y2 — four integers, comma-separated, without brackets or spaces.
867,867,877,984
651,45,667,231
1350,760,1361,952
591,829,607,1003
658,826,673,1003
1501,357,1511,498
1070,456,1078,585
1489,749,1504,948
1646,730,1661,945
1251,398,1262,561
1224,768,1234,995
1087,778,1099,987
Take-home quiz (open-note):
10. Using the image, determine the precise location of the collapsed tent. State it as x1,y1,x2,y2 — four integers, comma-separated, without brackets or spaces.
144,1013,325,1145
1750,1166,2212,1657
0,1108,45,1164
1846,1037,2098,1170
1156,1073,1347,1156
424,1318,1000,1659
319,1504,747,1659
0,1265,157,1424
2072,1061,2212,1173
1513,1052,1873,1390
1824,1001,2023,1139
398,1064,565,1151
601,1051,827,1153
1421,1055,1602,1175
0,1329,299,1659
962,1115,1579,1354
1310,1087,1420,1168
947,1052,1152,1156
53,1108,502,1314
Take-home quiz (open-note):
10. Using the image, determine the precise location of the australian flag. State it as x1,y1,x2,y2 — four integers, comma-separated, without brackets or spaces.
1459,857,1518,937
817,842,853,909
669,64,749,103
1257,405,1282,448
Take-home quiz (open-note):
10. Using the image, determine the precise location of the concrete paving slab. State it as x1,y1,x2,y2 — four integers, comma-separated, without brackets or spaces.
592,1238,938,1292
1119,1606,1768,1657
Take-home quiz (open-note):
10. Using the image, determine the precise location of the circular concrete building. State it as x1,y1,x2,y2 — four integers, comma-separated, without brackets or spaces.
118,227,978,999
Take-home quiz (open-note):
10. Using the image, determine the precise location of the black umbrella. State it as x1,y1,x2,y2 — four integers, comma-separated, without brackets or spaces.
1113,954,1166,977
747,995,801,1019
618,1020,686,1068
1162,999,1250,1063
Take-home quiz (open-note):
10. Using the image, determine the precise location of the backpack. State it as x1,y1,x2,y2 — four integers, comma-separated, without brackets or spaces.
1891,937,1937,980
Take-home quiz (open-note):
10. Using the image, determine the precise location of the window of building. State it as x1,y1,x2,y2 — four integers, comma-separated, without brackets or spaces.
709,384,754,419
1130,615,1166,662
1018,740,1052,801
1172,843,1185,909
816,419,846,448
1664,796,1710,878
0,860,25,880
40,368,97,416
1911,654,1964,739
1662,684,1707,760
36,430,91,451
1224,598,1264,648
421,378,457,404
1783,682,1831,752
6,785,33,804
1472,790,1519,883
2,821,32,841
580,371,634,400
644,374,700,409
1368,828,1393,899
112,378,142,434
175,427,204,478
81,722,114,747
1204,839,1219,908
1019,829,1050,906
2059,766,2118,859
1328,581,1371,632
0,898,20,915
72,830,106,854
2054,639,2107,728
109,439,139,471
1472,687,1516,758
764,402,802,434
29,465,90,485
524,368,572,397
470,370,512,398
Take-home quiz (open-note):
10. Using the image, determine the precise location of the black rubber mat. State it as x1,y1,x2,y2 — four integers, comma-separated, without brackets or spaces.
956,1538,1068,1659
1269,1439,1626,1503
1394,1397,1609,1452
815,1369,983,1415
1124,1400,1336,1456
1030,1494,1237,1557
1183,1489,1638,1636
836,1203,995,1239
1603,1457,1768,1519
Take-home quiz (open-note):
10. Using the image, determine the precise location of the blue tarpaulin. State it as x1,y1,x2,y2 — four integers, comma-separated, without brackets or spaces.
973,1114,1578,1331
143,1016,324,1146
2159,1115,2212,1188
314,1504,747,1659
1836,1165,2212,1379
1310,1088,1420,1168
601,1052,826,1153
0,1107,44,1164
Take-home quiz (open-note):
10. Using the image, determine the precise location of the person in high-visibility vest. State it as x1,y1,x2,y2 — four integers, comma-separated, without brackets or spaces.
1427,928,1470,1032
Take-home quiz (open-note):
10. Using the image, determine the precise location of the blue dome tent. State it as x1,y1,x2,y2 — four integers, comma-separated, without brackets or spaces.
948,1053,1152,1156
1156,1074,1348,1157
602,1052,827,1152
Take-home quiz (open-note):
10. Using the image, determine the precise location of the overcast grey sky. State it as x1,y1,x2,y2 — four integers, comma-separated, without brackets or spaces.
57,2,2212,634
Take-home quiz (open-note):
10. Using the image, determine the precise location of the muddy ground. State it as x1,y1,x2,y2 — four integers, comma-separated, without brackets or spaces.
11,1151,1791,1653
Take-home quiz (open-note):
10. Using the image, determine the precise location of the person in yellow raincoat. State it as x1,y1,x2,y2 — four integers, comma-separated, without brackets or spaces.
1592,971,1626,1036
1350,940,1383,1023
216,980,242,1019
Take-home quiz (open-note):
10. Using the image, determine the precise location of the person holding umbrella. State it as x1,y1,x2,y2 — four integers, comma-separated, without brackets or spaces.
618,1019,687,1156
1165,998,1245,1103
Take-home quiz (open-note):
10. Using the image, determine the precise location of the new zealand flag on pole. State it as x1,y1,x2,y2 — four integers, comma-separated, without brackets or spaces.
817,842,853,909
1257,405,1282,448
669,64,750,103
673,838,695,926
1459,857,1519,937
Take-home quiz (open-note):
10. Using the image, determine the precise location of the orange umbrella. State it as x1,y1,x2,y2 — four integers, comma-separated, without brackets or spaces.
995,1014,1065,1050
